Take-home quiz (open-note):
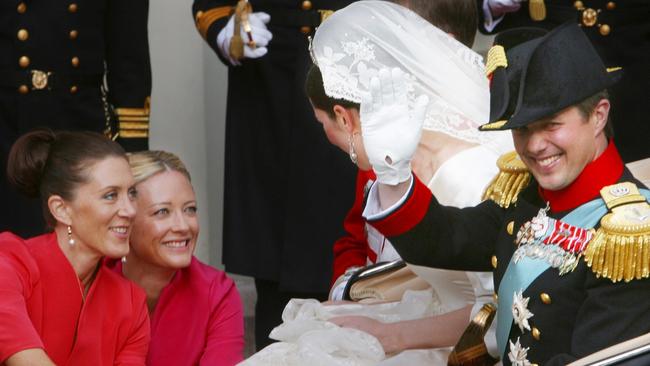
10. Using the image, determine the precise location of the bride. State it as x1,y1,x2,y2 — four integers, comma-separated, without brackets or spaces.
243,1,511,364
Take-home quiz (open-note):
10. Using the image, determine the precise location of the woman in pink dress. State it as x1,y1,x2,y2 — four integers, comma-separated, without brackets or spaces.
0,130,149,365
115,150,244,366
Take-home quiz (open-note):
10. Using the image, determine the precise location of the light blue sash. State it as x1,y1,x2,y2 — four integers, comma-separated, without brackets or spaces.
495,189,650,357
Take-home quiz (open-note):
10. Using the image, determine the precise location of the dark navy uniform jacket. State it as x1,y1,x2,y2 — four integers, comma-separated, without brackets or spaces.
0,0,152,237
191,0,357,293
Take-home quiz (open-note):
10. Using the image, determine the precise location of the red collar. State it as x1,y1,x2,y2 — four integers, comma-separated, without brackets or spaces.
539,140,623,213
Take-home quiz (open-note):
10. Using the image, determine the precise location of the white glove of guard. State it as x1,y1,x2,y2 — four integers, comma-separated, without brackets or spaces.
216,12,273,66
487,0,524,16
360,68,429,186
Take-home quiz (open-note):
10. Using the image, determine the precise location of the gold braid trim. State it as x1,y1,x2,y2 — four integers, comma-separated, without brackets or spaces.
485,45,508,78
482,151,531,209
479,120,507,131
117,97,150,139
196,7,233,40
584,183,650,283
529,0,546,21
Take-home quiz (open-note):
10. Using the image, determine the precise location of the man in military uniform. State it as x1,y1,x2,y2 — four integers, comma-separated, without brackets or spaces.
359,23,650,365
477,0,650,163
0,0,152,237
191,0,358,350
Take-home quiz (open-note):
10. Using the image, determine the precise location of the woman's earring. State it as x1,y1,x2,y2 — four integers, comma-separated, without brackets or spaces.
121,256,127,263
348,134,358,165
67,225,75,246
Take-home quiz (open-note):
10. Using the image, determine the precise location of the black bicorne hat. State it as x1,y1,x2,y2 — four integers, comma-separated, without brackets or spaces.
480,22,623,131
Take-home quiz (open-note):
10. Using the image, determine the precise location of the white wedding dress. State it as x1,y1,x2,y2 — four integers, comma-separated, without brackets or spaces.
240,145,505,366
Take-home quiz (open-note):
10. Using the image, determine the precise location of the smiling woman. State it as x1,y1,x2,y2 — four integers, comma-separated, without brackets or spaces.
112,150,244,366
0,129,149,366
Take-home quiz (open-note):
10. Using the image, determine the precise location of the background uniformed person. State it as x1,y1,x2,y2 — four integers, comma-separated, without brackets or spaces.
477,0,650,163
0,0,152,237
191,0,357,350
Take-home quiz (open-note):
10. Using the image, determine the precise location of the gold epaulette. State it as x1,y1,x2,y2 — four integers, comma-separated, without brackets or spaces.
485,45,507,78
195,6,233,40
584,182,650,283
529,0,546,21
116,97,150,139
482,151,531,209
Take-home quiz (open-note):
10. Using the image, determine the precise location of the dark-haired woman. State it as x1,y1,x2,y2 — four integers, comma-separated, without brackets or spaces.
0,130,149,365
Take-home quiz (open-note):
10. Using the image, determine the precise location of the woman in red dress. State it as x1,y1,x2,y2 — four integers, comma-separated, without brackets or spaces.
115,150,244,366
0,130,149,365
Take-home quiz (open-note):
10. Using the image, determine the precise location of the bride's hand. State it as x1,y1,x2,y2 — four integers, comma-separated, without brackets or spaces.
360,67,429,186
329,315,402,354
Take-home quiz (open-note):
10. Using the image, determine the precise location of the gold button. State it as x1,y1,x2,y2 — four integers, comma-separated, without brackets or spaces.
574,1,584,10
491,255,498,269
532,327,541,340
18,85,29,94
507,221,515,235
68,3,78,13
582,8,598,27
493,293,498,302
17,29,29,41
607,1,616,10
19,56,30,68
69,30,78,40
300,26,312,34
17,2,27,13
70,85,78,94
540,293,551,304
301,0,313,10
600,24,611,36
71,56,80,67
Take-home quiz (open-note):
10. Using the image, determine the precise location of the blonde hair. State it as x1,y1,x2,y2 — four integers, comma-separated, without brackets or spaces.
127,150,191,184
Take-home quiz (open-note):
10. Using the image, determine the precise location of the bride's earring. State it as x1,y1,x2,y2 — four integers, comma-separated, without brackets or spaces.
348,134,358,165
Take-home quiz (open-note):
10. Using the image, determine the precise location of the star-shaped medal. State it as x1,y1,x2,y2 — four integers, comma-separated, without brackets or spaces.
508,337,532,366
512,290,534,333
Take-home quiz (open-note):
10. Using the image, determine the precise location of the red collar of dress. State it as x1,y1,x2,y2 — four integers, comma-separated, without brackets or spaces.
538,140,623,213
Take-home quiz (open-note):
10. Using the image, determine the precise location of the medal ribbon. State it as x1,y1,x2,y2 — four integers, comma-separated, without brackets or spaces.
495,189,650,357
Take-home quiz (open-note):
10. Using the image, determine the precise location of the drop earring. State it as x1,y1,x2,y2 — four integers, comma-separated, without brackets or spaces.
67,225,75,246
348,134,358,165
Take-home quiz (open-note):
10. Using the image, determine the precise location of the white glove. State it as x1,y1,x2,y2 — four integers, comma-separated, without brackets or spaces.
487,0,524,17
360,68,429,186
216,12,273,66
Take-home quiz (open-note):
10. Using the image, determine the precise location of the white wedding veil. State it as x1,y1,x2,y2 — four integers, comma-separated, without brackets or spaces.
311,0,507,148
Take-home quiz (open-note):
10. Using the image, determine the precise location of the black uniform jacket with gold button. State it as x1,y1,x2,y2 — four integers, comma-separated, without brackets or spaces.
190,0,358,293
0,0,151,237
368,167,650,365
477,0,650,162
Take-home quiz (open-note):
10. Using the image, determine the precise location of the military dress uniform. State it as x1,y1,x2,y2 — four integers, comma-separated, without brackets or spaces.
477,0,650,162
0,0,152,237
363,23,650,365
191,0,357,349
368,145,650,365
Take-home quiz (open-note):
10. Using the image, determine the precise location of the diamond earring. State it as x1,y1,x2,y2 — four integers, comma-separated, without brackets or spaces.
348,134,358,165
